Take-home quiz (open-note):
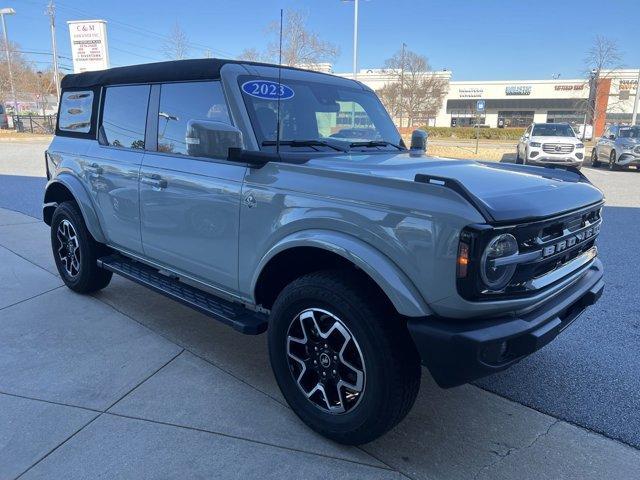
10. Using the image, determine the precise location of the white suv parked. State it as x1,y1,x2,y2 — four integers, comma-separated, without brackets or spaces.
516,123,585,169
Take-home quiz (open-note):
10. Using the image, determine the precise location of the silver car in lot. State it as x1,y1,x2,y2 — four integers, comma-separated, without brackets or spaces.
591,125,640,170
43,59,605,445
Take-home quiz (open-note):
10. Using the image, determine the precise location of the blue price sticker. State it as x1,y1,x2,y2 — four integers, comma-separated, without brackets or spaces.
241,80,295,100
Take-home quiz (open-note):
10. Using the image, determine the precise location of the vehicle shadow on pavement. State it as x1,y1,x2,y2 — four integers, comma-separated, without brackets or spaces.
0,174,46,219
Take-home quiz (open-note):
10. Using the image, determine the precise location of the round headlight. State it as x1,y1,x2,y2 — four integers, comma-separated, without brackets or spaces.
480,233,519,291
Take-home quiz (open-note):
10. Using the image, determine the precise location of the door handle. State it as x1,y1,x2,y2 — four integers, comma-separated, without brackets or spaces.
141,175,168,190
85,163,103,175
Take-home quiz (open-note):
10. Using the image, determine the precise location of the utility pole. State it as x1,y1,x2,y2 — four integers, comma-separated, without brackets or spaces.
632,68,640,126
46,1,60,100
352,0,358,80
0,7,18,115
399,42,406,130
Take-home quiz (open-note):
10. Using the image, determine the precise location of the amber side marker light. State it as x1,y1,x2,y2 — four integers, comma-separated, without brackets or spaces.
457,241,470,278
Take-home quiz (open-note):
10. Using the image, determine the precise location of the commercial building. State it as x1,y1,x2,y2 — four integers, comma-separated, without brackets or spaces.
337,68,640,136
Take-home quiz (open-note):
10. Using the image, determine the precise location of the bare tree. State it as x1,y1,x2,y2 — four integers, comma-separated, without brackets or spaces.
238,48,265,63
0,38,56,110
163,23,190,60
377,47,448,128
244,9,338,68
580,36,624,130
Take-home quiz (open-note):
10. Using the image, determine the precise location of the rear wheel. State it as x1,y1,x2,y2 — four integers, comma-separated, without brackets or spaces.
268,270,421,445
51,201,112,293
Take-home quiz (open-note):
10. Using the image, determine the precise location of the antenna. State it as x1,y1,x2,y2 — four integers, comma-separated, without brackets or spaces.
276,8,283,155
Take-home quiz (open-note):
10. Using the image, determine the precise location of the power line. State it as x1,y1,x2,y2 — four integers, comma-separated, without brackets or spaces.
15,49,72,61
54,0,237,58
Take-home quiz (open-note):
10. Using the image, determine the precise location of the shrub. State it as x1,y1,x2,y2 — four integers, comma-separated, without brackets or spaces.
419,126,525,140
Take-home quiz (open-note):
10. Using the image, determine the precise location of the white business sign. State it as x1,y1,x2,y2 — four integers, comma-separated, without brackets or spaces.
67,20,110,73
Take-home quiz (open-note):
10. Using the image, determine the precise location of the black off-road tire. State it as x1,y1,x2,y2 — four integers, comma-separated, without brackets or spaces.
51,201,112,293
268,270,421,445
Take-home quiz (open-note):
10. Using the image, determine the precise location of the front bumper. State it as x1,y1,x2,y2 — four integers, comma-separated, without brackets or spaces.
618,152,640,167
408,258,604,388
526,147,585,168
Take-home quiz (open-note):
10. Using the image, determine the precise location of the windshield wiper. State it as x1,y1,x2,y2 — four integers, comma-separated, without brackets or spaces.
262,140,347,152
348,141,405,150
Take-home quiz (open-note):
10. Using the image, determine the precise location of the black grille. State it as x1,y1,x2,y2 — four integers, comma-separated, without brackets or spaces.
507,204,602,292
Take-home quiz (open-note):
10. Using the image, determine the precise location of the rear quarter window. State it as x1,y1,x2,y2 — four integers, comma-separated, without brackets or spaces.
58,91,94,133
0,104,5,114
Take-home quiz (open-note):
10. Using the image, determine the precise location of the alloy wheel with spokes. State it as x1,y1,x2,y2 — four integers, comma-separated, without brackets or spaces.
56,219,81,278
286,308,365,414
50,201,112,293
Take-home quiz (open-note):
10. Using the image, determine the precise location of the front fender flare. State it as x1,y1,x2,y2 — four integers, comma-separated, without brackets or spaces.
251,229,433,318
43,174,107,243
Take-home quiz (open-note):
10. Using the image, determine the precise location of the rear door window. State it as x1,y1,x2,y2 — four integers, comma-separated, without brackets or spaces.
100,85,150,149
157,81,231,157
59,91,94,133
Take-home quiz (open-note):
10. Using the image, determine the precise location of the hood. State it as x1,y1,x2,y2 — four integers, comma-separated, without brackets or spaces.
306,153,604,223
530,135,582,144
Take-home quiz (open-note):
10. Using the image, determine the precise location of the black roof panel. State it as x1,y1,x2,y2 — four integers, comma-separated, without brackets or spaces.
60,58,307,89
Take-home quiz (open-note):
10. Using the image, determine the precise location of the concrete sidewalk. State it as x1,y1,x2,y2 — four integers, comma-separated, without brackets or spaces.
1,206,638,479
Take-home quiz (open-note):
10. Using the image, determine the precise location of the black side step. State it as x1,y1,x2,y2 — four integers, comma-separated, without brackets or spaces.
97,254,268,335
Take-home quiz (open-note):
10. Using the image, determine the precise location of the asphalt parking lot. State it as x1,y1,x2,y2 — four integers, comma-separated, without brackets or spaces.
1,138,639,479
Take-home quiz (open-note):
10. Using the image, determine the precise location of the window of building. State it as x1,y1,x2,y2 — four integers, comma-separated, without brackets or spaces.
59,90,94,133
497,111,534,128
157,81,231,157
450,110,485,127
546,110,584,125
100,85,150,149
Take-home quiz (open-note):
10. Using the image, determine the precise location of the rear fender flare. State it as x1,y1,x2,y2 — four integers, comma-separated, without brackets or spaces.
43,174,107,243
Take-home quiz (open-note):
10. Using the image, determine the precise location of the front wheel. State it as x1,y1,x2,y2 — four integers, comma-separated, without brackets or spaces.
591,149,600,167
609,150,619,171
268,270,421,445
515,146,523,164
51,201,112,293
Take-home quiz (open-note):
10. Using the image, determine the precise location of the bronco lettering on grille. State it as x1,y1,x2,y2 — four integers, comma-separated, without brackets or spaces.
541,224,600,258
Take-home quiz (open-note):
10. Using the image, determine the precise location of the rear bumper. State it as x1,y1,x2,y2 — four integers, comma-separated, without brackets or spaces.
408,258,604,388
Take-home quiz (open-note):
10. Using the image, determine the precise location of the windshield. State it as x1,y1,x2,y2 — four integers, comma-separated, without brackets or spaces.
239,76,403,152
619,127,640,139
531,124,575,137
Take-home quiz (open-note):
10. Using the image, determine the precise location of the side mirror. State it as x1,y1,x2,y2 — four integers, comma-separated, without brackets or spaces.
524,133,530,139
185,120,244,159
608,134,616,140
410,130,428,157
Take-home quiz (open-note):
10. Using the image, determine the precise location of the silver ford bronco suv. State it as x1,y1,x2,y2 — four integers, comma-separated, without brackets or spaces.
44,59,605,444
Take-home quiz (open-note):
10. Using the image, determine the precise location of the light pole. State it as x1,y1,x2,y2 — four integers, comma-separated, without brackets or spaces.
0,7,18,115
46,1,60,100
631,68,640,126
341,0,361,80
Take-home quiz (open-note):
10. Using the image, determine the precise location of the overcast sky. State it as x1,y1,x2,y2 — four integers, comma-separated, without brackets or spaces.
8,0,640,80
